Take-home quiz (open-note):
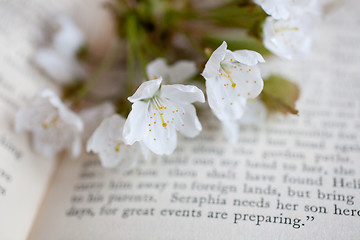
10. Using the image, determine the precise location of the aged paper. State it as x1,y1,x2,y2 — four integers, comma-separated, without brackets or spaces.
0,1,80,239
30,1,360,239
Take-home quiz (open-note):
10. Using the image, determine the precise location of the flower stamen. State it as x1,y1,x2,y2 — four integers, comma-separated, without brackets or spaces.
115,142,121,152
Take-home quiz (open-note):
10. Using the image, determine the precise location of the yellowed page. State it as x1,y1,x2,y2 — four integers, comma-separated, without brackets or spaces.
0,1,86,239
30,1,360,239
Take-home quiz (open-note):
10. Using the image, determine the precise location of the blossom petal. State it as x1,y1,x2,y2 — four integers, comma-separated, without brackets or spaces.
160,84,205,104
41,90,83,131
53,15,84,57
202,41,227,79
87,114,127,168
254,0,290,20
174,104,202,138
230,65,264,99
146,58,168,80
128,78,162,102
230,50,265,66
143,121,177,155
263,16,315,59
168,60,197,83
205,77,247,122
123,101,148,144
34,48,74,82
114,145,140,171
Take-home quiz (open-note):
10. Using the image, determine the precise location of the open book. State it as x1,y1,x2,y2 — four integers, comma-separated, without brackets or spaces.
1,0,359,239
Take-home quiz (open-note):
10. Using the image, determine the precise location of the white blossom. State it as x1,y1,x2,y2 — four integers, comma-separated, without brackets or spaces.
146,58,197,83
87,114,141,169
254,0,320,20
34,15,86,83
202,41,265,142
15,89,83,157
263,15,317,59
79,102,115,141
123,78,205,155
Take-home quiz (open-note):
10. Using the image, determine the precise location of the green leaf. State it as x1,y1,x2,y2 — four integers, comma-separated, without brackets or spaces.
260,75,300,115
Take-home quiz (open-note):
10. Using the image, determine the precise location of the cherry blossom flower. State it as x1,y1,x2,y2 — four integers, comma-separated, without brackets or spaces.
34,15,86,83
201,41,265,141
146,58,197,83
263,15,317,59
87,114,141,169
15,89,83,157
123,78,205,155
254,0,320,20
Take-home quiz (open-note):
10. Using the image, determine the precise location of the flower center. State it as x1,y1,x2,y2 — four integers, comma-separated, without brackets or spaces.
274,26,299,33
42,116,59,129
115,142,121,152
151,97,168,128
220,63,236,87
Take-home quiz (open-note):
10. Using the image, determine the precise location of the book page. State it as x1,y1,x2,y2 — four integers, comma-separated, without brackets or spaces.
30,1,360,239
0,1,84,239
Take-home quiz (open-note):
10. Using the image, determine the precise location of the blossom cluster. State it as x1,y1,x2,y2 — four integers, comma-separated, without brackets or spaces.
15,0,321,170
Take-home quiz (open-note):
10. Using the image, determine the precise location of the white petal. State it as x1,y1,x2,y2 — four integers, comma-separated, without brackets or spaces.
33,131,57,157
87,114,122,152
230,65,264,99
255,0,321,20
205,77,247,122
202,41,227,79
231,50,265,66
41,90,84,131
113,144,139,171
53,15,84,57
128,78,162,102
168,60,197,83
160,84,205,104
263,16,314,59
222,120,239,143
174,104,202,138
87,114,127,168
254,0,291,20
33,48,74,82
143,120,177,155
58,107,83,131
146,58,168,80
123,101,148,144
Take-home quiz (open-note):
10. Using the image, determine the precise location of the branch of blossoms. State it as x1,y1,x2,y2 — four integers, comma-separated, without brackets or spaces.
15,0,323,170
